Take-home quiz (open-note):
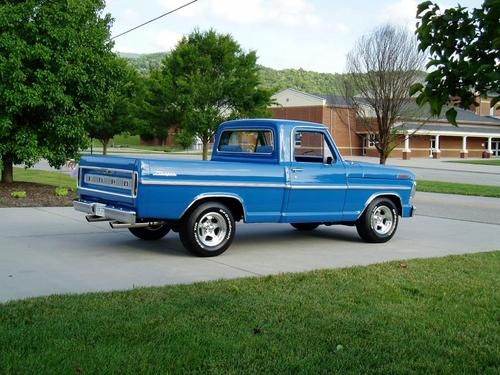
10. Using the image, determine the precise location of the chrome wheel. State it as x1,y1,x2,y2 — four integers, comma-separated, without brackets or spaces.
370,205,394,235
196,212,228,247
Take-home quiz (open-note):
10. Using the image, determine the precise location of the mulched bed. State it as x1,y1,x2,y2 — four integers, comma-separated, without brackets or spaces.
0,182,77,207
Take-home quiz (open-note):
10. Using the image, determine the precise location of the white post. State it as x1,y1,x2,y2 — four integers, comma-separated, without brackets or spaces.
487,137,493,154
462,136,468,153
435,135,440,152
404,135,410,152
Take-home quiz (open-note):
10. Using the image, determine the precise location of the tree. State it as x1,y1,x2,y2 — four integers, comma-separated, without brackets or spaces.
161,29,273,160
86,58,142,155
412,0,500,124
136,67,177,147
0,0,116,183
342,25,427,164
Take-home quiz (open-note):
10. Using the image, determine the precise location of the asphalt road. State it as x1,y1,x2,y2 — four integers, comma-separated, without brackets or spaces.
1,192,499,302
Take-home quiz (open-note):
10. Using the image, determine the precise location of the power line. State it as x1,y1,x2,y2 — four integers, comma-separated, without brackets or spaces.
110,0,199,40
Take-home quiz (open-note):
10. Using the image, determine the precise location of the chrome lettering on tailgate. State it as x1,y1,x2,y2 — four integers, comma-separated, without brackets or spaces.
84,174,132,190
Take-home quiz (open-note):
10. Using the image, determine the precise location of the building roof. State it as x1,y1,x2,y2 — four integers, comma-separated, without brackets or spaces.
274,88,500,127
395,123,500,137
315,93,500,126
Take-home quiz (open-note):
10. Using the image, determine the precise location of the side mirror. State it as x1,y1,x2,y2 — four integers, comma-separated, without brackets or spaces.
326,156,334,165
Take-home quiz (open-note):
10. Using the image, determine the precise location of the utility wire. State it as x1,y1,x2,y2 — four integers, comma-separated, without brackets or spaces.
110,0,199,40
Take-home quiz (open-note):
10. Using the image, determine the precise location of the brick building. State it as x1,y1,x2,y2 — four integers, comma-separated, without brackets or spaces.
270,88,500,159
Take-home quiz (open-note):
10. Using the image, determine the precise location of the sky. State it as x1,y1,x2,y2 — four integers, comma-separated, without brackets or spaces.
104,0,482,73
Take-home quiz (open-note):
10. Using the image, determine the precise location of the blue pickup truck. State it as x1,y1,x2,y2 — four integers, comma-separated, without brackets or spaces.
74,119,416,256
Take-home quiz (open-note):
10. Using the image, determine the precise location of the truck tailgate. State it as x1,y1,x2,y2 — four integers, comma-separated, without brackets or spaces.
77,155,138,209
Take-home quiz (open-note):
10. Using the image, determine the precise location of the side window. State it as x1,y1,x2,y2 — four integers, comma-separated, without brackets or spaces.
218,130,274,154
294,130,335,163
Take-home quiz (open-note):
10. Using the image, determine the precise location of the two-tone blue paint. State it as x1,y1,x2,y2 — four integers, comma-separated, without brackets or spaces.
77,119,416,225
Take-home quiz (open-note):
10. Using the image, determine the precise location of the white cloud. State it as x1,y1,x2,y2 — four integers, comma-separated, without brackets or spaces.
157,0,202,17
380,0,418,30
154,30,183,51
157,0,323,29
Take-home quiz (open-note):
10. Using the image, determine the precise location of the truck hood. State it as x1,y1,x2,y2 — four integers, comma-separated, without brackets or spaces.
344,160,416,181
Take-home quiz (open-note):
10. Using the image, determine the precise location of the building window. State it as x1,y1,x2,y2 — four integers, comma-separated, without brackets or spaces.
430,136,436,150
365,134,377,149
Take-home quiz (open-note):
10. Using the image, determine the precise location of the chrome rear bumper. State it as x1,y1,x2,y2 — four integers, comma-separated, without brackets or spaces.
73,200,136,224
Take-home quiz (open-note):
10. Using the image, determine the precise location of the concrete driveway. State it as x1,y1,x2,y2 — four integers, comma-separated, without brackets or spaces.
1,192,499,302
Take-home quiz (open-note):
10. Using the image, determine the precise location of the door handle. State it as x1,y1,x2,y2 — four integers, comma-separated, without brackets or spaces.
291,168,304,173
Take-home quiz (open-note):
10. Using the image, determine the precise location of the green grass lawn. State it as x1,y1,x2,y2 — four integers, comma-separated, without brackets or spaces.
13,167,76,189
1,252,499,374
89,134,184,153
417,179,500,198
445,159,500,166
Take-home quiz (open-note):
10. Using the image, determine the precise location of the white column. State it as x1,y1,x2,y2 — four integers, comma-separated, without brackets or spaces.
435,135,440,153
487,137,493,154
404,135,410,152
461,136,468,153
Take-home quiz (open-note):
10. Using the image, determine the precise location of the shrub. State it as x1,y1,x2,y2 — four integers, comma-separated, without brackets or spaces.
11,191,27,199
55,187,69,197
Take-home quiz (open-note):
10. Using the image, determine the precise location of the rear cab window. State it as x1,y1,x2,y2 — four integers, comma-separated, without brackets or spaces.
218,130,275,154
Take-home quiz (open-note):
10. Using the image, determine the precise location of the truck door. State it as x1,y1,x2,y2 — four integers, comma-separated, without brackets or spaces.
285,128,347,222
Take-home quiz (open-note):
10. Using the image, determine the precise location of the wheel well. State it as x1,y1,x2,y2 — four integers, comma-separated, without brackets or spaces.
380,194,403,216
182,197,245,222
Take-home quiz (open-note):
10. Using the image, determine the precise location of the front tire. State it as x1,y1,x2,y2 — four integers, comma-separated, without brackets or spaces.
356,198,399,243
129,224,171,241
179,202,235,257
291,223,319,231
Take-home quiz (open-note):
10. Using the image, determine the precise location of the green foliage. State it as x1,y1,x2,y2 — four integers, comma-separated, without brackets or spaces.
415,0,500,123
10,191,26,199
120,52,168,74
0,0,117,182
135,67,176,145
0,252,499,373
123,53,345,95
85,57,143,154
54,187,69,197
259,65,343,94
161,29,273,159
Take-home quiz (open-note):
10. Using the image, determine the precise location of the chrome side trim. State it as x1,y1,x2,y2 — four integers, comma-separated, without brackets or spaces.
180,193,247,222
78,187,135,199
141,179,285,189
357,193,403,220
290,185,347,190
348,185,412,191
140,179,411,191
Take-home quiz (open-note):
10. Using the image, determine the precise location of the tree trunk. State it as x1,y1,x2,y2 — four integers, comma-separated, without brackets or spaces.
102,139,109,155
202,141,209,161
1,154,14,183
379,151,387,165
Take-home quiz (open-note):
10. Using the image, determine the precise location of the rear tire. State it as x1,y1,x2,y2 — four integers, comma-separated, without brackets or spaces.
128,224,170,241
291,223,319,231
179,202,235,257
356,198,398,243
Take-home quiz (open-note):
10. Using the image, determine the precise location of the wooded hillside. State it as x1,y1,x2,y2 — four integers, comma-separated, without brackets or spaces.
121,52,342,95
